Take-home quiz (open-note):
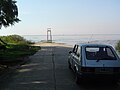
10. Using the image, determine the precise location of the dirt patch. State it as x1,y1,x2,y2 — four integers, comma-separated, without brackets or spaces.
33,42,72,47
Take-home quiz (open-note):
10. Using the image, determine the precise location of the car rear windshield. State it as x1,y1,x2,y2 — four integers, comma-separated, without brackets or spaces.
85,46,117,60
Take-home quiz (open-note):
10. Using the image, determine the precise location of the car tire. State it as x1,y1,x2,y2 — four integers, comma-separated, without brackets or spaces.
75,72,80,84
69,64,72,69
112,79,119,84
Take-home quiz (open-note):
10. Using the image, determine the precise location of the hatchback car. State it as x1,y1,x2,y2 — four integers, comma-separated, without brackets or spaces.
68,44,120,83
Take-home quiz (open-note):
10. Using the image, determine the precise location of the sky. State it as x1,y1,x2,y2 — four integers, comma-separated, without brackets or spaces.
0,0,120,35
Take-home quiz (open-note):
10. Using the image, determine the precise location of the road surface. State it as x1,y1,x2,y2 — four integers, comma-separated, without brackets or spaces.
0,45,120,90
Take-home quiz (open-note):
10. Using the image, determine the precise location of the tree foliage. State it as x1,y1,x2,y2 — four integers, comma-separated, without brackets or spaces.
0,0,20,28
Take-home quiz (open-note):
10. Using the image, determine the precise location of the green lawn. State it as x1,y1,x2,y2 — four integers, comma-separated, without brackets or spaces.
0,44,41,66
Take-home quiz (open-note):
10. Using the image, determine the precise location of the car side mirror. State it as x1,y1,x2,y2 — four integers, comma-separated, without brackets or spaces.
69,51,72,54
77,54,80,57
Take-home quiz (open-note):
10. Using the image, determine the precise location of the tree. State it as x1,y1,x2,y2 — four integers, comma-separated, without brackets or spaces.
0,0,20,29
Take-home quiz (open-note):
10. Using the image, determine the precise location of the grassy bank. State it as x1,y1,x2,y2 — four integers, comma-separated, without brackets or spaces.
0,44,40,60
115,41,120,52
0,35,40,66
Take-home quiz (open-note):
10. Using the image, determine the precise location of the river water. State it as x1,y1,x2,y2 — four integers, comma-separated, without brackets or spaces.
23,34,120,47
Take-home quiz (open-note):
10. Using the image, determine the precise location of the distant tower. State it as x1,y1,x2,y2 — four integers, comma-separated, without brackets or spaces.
47,28,52,43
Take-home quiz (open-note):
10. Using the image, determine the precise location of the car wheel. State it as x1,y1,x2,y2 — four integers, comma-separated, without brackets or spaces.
75,72,80,84
112,79,119,84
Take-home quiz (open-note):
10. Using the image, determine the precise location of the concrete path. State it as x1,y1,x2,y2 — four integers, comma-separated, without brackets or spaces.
0,46,120,90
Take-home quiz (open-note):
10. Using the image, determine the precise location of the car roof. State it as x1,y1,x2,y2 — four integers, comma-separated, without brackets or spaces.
76,43,112,47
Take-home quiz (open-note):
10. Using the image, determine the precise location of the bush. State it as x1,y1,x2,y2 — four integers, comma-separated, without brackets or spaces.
0,35,34,45
115,41,120,52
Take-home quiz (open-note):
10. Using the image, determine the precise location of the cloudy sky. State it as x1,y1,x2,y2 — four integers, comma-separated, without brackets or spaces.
0,0,120,35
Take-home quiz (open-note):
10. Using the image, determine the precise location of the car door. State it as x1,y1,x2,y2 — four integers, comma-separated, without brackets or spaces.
72,45,81,71
70,45,78,69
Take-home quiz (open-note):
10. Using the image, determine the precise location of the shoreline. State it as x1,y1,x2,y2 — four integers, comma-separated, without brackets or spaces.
32,42,73,47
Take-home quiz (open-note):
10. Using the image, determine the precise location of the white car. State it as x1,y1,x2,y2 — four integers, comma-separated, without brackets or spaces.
68,44,120,83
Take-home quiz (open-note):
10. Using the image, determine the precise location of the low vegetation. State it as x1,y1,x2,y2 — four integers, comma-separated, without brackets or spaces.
0,35,34,45
0,35,40,66
115,41,120,52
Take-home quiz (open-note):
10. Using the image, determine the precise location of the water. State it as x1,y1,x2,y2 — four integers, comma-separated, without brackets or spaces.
23,34,120,47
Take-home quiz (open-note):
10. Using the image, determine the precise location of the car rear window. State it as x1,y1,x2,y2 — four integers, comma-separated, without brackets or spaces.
85,46,117,60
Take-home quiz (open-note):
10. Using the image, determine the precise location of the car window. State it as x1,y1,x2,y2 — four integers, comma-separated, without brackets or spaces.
85,46,117,60
76,46,81,61
76,46,80,56
106,48,115,58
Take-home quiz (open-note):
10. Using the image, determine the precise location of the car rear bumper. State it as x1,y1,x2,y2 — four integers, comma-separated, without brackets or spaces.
78,72,120,80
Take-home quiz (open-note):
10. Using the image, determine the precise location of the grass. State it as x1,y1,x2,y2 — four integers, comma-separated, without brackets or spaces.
0,44,41,66
115,41,120,52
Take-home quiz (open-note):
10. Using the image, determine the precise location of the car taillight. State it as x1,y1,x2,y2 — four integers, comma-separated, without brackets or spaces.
81,67,95,72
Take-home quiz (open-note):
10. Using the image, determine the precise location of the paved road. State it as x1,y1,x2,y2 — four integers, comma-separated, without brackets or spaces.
0,46,120,90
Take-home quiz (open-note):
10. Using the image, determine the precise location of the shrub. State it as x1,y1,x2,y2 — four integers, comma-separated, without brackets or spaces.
115,41,120,52
0,35,34,45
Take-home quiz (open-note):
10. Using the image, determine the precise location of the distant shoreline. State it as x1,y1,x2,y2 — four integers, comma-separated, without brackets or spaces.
22,34,120,36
